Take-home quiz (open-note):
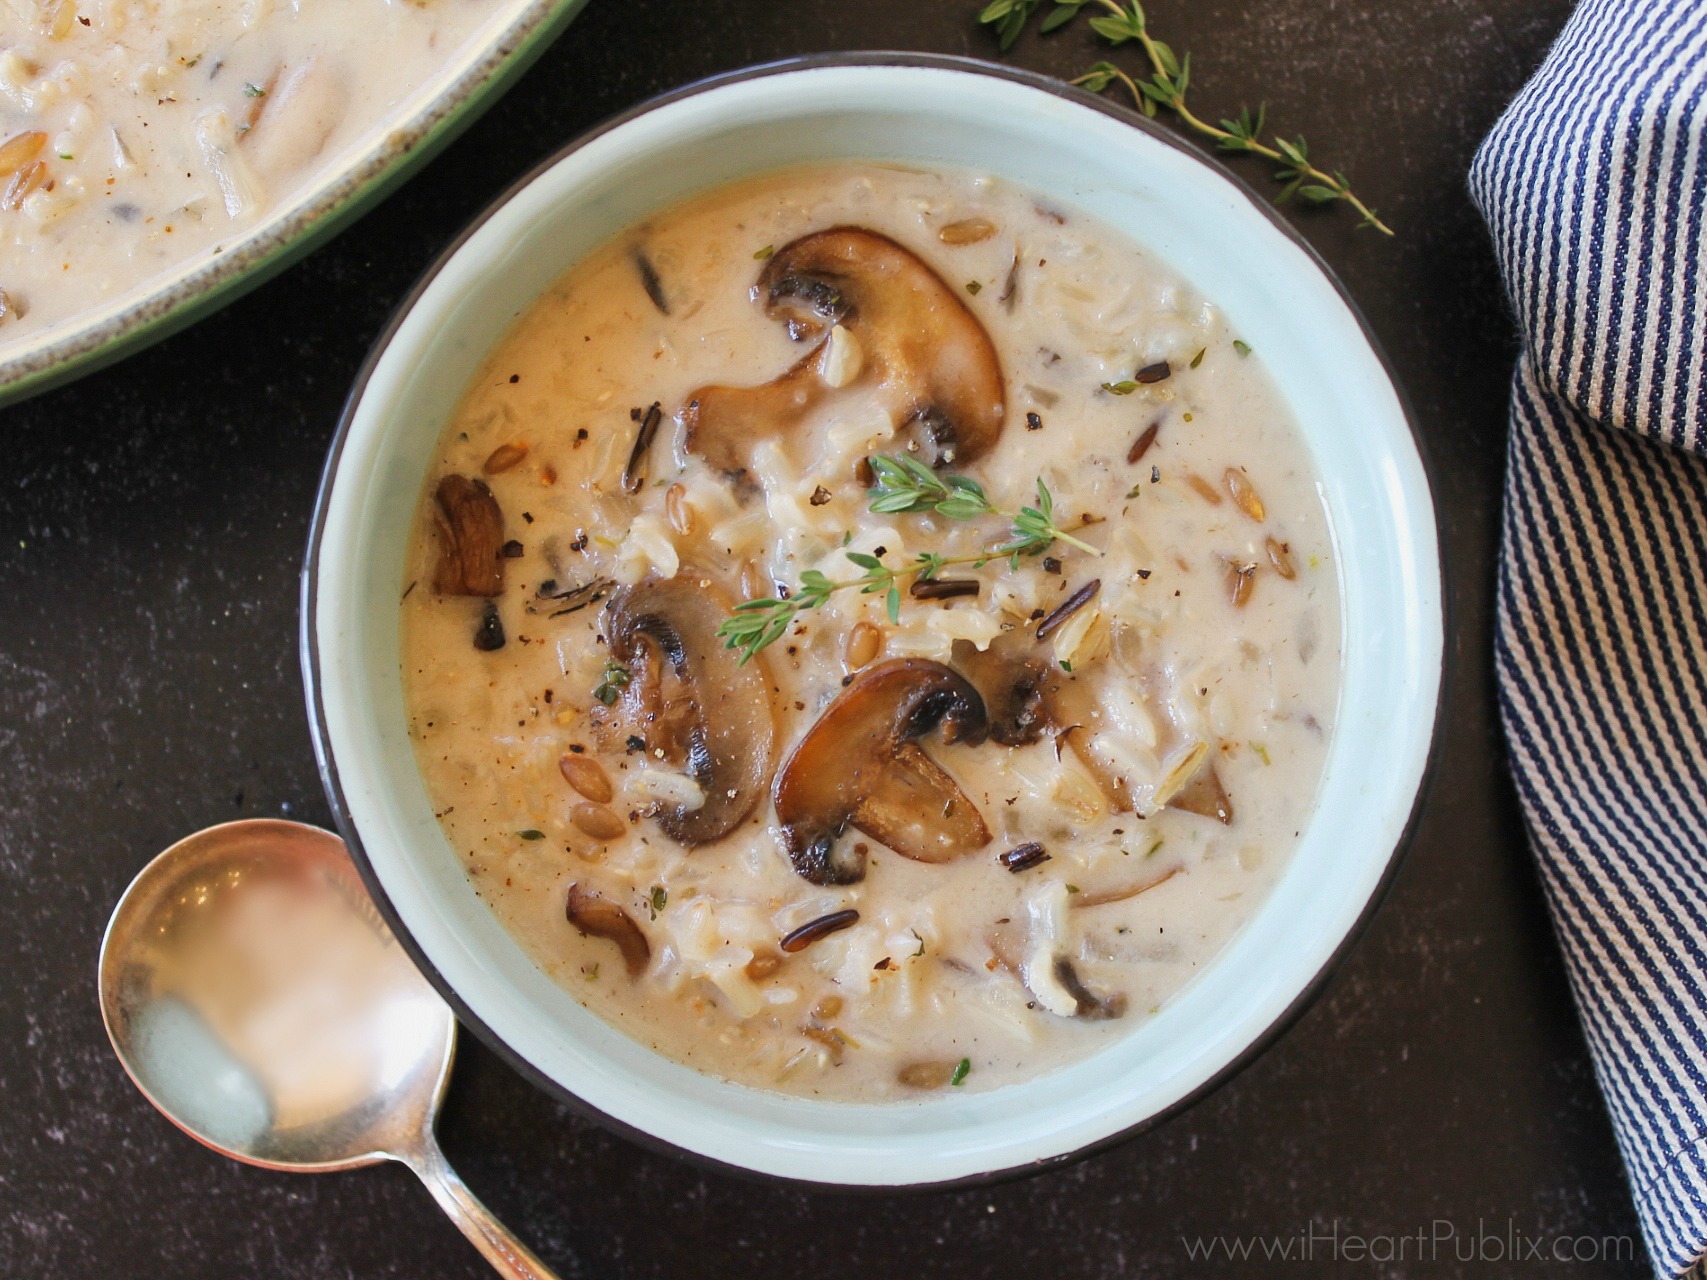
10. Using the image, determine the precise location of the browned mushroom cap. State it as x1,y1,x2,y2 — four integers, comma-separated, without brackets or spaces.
683,353,823,483
603,576,777,845
951,638,1048,746
431,474,505,596
772,658,992,885
565,883,650,978
682,227,1006,479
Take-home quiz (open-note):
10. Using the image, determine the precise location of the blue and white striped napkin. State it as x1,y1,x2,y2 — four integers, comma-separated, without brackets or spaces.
1469,0,1707,1273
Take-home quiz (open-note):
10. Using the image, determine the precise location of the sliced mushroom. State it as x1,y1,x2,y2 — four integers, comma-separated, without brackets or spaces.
565,884,649,978
602,576,776,845
1043,674,1137,810
241,58,347,179
1039,676,1232,823
897,1060,963,1089
431,474,506,597
989,901,1126,1020
682,227,1006,480
951,637,1047,746
772,658,992,884
1050,956,1127,1020
1070,863,1183,908
1166,747,1235,824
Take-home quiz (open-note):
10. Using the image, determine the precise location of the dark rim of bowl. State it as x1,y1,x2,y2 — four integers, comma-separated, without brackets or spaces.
0,0,588,409
301,50,1448,1195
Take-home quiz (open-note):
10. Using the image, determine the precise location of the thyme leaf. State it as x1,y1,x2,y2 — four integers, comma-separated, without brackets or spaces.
593,659,632,706
716,457,1101,662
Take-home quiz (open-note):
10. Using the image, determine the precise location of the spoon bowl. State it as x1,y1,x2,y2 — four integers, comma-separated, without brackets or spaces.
99,819,560,1279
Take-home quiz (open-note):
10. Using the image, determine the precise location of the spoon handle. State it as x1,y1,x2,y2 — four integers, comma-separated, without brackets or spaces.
406,1136,563,1280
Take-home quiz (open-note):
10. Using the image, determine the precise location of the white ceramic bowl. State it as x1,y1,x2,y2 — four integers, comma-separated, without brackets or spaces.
304,54,1443,1187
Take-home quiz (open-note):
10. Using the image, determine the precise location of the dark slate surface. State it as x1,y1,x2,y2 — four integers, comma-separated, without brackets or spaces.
0,0,1650,1275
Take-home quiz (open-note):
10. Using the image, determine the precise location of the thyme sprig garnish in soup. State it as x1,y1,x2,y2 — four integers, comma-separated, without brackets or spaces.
0,0,506,349
401,164,1340,1100
717,455,1098,664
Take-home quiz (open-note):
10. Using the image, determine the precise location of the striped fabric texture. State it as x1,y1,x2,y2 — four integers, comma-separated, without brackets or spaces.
1468,0,1707,1273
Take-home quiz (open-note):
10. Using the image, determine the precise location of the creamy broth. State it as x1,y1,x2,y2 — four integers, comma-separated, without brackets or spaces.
0,0,505,347
401,165,1340,1100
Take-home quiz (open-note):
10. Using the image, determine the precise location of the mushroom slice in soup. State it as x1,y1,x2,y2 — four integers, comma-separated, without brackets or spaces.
1045,674,1144,811
431,474,506,597
1069,862,1183,908
242,58,348,179
1048,956,1127,1020
682,227,1006,480
565,884,650,978
1041,676,1234,822
987,894,1127,1020
602,577,777,844
772,658,992,885
1162,742,1235,824
951,637,1048,746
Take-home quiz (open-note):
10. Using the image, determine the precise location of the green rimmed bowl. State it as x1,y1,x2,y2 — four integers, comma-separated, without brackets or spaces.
0,0,588,410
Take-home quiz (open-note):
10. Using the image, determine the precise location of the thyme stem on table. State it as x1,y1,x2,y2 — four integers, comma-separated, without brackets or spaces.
977,0,1392,236
716,456,1100,663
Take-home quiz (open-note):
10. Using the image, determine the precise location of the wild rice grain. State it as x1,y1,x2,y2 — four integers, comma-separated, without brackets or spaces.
781,909,860,953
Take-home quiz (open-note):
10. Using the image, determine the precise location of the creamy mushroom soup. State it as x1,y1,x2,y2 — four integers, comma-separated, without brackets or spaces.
401,165,1341,1100
0,0,505,349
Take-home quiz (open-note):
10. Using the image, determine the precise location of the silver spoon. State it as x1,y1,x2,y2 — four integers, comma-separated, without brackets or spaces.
98,818,561,1280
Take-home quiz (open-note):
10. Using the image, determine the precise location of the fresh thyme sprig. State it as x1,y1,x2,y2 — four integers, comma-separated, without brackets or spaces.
716,551,981,663
977,0,1392,235
866,454,1101,556
715,457,1100,663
